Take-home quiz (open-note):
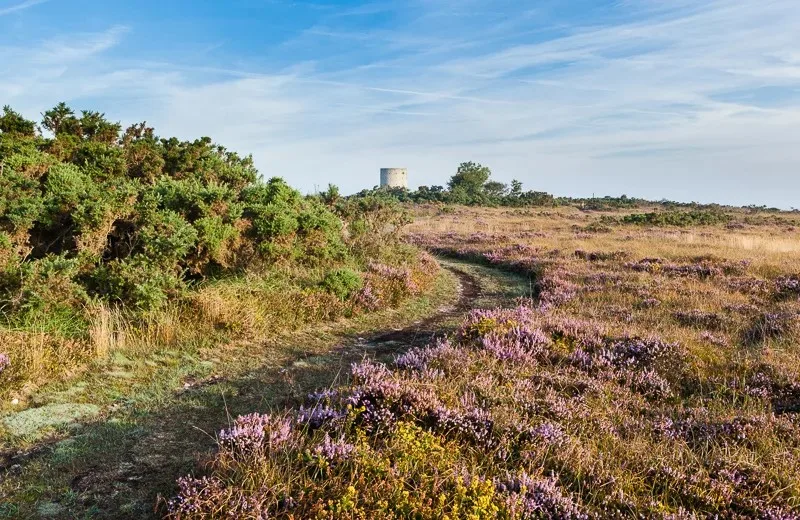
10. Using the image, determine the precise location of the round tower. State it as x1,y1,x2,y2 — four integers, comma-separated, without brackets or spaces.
379,168,408,189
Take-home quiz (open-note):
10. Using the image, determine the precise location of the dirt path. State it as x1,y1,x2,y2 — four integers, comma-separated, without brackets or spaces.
0,259,529,519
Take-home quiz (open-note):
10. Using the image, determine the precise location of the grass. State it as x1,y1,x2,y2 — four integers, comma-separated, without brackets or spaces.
0,260,533,518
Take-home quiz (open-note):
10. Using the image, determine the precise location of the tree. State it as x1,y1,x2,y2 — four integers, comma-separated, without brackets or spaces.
42,102,75,135
0,105,36,136
79,110,122,144
483,181,508,198
447,161,491,198
510,179,523,198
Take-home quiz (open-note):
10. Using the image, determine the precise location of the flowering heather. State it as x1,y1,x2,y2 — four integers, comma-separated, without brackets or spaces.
699,331,730,347
626,257,724,278
296,404,346,430
743,312,797,344
673,309,724,329
727,276,771,295
496,472,588,520
354,254,439,311
603,335,679,369
529,422,568,447
312,433,356,463
625,257,664,272
479,327,551,364
306,388,339,403
430,405,496,448
544,316,606,349
458,306,537,341
537,274,578,309
658,412,772,447
623,368,673,399
0,353,9,374
353,283,381,310
724,302,760,315
574,249,628,262
638,297,661,308
218,413,294,453
394,337,457,372
776,275,800,299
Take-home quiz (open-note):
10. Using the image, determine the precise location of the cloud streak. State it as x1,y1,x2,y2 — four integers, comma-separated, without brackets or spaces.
0,0,48,16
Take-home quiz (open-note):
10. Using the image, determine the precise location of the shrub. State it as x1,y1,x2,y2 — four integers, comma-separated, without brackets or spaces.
321,268,363,301
0,105,352,312
743,312,797,345
620,210,732,227
775,275,800,300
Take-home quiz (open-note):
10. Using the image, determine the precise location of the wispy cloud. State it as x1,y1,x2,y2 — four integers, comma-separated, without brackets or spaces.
0,0,48,16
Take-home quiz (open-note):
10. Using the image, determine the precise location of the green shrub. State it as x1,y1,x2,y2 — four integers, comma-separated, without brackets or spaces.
0,104,354,314
321,268,363,300
620,210,732,227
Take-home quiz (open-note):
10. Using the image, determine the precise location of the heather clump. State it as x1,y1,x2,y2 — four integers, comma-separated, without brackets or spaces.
625,257,725,278
743,312,797,345
673,309,725,329
775,275,800,299
354,252,439,311
496,472,588,520
574,249,628,262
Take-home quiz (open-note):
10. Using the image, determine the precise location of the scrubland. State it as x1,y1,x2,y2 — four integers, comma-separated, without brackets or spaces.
168,205,800,519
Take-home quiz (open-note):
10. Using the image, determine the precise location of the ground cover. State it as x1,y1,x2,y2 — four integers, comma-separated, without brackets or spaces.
165,205,800,518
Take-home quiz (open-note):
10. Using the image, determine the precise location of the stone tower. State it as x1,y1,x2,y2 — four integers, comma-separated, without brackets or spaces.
379,168,408,189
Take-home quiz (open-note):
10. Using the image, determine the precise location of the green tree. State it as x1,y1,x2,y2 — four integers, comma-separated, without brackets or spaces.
509,179,523,198
0,106,36,137
41,102,75,135
483,181,508,198
79,110,121,144
447,161,491,198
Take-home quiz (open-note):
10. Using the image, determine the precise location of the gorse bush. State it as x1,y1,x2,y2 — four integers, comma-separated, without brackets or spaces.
0,104,346,312
321,268,363,301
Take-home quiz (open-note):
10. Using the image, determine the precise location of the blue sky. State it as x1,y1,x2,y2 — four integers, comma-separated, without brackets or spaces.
2,0,800,207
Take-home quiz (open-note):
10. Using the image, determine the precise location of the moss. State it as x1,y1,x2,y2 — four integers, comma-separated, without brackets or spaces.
3,403,100,438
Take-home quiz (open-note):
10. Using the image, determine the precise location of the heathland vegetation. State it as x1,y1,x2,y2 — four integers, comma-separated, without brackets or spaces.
2,105,800,518
168,205,800,518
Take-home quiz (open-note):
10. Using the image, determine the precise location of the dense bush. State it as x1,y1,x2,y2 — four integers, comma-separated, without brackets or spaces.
321,268,362,301
618,210,732,227
0,105,347,312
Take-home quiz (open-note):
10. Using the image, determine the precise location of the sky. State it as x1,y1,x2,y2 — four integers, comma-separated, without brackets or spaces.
1,0,800,207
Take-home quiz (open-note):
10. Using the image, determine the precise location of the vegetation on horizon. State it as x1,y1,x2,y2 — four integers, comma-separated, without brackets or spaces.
351,161,794,214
